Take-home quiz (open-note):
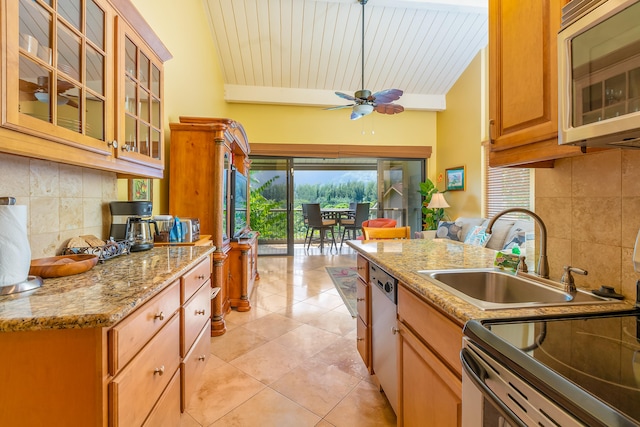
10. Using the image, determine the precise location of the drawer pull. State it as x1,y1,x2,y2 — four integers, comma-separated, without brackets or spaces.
195,309,206,315
392,327,400,335
197,274,206,280
357,337,365,341
153,365,165,376
154,312,165,321
356,297,365,302
197,355,206,361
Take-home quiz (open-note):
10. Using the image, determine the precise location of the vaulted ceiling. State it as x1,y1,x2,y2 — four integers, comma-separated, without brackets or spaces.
203,0,488,112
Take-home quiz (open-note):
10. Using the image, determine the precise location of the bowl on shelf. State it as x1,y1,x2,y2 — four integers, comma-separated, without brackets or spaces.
29,254,99,278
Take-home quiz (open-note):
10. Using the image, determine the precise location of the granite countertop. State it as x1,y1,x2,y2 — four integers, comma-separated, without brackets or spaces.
0,246,215,332
347,239,635,325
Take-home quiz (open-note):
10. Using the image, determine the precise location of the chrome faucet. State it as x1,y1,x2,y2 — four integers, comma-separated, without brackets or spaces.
486,208,549,279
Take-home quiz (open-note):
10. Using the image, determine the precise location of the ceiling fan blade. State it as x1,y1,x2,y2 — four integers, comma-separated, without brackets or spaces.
325,104,355,110
65,98,79,108
19,79,41,93
335,91,357,101
374,103,405,115
372,89,403,104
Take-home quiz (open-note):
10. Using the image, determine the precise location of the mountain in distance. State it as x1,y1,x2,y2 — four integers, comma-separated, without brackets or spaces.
294,170,376,186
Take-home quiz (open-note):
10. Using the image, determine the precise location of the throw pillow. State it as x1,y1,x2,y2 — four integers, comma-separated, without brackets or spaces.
502,227,527,250
464,226,490,247
436,221,463,241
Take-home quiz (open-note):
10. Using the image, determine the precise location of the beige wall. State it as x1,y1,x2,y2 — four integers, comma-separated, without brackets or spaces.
0,153,117,258
536,149,640,300
434,49,486,219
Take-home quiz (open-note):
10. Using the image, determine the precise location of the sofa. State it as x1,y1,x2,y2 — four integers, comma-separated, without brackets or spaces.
415,217,534,252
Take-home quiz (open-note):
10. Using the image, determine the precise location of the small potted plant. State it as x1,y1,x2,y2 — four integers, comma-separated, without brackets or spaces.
418,178,448,233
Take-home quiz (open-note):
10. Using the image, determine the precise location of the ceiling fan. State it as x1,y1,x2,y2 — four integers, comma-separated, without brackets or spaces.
19,76,78,108
326,0,404,120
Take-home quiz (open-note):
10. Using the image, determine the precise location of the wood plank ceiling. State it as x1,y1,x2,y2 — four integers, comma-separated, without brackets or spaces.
203,0,488,112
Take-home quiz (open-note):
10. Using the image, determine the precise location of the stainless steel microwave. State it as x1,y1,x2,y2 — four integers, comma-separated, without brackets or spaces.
558,0,640,148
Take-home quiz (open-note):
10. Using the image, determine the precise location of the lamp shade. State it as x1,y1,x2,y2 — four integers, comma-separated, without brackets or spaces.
427,192,450,208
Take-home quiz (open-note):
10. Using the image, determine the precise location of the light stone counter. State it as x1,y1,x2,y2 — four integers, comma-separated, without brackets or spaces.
0,246,214,332
347,239,635,324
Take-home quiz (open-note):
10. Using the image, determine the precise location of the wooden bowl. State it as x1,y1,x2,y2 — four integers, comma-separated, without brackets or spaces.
29,254,99,278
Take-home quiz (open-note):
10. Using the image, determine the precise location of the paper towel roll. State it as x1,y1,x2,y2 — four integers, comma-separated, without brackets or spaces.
0,205,31,286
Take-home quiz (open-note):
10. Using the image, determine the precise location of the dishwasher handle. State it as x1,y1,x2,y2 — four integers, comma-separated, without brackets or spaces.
460,347,528,427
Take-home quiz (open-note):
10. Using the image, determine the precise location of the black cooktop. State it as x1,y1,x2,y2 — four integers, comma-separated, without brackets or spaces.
466,309,640,426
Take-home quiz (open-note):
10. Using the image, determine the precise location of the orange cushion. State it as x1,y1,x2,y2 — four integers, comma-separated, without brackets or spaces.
361,219,397,228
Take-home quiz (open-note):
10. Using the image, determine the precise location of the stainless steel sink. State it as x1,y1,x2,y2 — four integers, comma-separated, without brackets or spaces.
416,268,622,310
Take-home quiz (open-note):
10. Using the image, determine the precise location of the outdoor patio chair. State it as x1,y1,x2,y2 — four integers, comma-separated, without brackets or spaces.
305,203,337,253
340,203,370,248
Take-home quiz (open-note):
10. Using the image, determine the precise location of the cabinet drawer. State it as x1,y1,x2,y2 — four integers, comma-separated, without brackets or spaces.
110,314,180,427
356,278,369,325
356,316,370,372
181,258,211,303
397,285,463,376
142,369,181,427
181,281,212,356
109,280,180,374
356,254,369,283
181,322,211,412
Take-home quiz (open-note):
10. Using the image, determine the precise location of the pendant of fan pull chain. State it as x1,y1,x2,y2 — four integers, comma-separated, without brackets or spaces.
325,0,404,120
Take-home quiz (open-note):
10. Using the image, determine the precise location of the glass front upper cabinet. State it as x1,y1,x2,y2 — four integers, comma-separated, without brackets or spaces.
9,0,111,154
115,17,163,169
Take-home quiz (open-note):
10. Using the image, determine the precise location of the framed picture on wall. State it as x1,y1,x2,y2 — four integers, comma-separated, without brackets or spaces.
445,166,465,191
128,179,152,201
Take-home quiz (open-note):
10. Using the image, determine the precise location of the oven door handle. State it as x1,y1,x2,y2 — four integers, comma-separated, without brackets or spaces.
460,347,528,427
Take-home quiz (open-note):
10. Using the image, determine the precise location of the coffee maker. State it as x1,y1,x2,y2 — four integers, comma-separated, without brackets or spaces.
109,201,153,240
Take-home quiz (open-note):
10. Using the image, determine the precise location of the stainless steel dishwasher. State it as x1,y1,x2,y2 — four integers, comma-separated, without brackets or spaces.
370,262,398,414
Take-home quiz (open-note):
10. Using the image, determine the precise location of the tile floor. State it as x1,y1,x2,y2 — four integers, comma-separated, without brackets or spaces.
180,246,397,427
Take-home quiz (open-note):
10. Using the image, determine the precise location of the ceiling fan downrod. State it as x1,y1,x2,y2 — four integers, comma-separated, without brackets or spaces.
358,0,368,96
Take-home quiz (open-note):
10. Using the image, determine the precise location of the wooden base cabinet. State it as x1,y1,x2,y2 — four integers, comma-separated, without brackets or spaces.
397,286,463,427
0,256,211,426
355,254,371,372
228,234,259,311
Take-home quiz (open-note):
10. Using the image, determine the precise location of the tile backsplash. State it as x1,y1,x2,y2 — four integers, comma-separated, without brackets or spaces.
536,149,640,301
0,153,117,258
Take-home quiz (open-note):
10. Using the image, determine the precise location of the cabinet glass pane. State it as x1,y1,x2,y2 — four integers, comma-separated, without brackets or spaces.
125,37,136,76
19,0,52,63
604,74,625,106
125,76,136,115
581,82,602,113
19,57,52,123
140,88,149,122
57,79,80,132
629,68,640,99
151,65,160,97
139,123,150,156
86,45,104,95
151,97,160,127
58,0,81,31
125,114,137,151
57,22,80,81
140,53,149,89
151,129,161,160
86,95,104,140
86,0,104,49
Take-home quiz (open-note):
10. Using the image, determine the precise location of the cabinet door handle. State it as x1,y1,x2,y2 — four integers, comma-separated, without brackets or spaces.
391,327,400,335
489,119,495,144
357,337,365,342
195,309,206,315
107,140,118,148
197,274,206,280
153,365,165,376
154,311,165,321
356,297,365,302
122,143,132,152
197,355,206,361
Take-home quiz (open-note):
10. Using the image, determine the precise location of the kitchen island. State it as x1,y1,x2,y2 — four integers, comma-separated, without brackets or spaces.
347,238,634,427
0,246,215,426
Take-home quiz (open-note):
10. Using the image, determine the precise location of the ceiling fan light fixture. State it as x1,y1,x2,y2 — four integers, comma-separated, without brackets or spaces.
351,104,374,120
34,92,69,105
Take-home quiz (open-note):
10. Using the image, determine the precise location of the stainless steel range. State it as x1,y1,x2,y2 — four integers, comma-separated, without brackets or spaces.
462,307,640,426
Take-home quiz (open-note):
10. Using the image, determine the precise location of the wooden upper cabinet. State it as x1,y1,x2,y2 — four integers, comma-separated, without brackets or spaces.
114,16,164,171
488,0,583,167
0,0,171,177
5,0,115,155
